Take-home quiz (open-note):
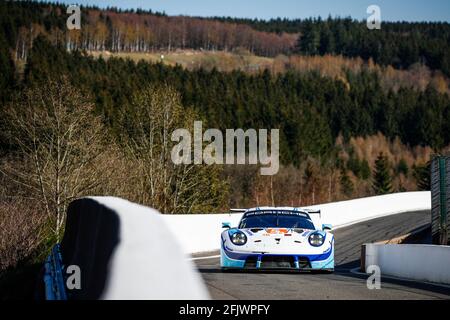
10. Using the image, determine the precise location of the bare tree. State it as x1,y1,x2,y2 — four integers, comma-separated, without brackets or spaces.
2,78,108,239
119,85,228,213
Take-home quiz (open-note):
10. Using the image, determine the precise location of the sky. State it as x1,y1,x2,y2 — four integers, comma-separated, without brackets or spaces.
51,0,450,22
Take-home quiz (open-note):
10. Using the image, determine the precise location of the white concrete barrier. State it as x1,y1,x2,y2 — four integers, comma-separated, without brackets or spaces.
162,192,431,254
162,213,241,255
364,243,450,285
63,197,209,299
308,191,431,229
62,192,434,297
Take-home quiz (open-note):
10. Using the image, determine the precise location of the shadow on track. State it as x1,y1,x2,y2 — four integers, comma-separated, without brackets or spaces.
334,259,450,297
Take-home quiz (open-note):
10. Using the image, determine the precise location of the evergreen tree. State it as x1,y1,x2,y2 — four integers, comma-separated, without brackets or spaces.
360,159,371,180
340,168,354,197
413,161,431,191
296,21,320,55
372,152,393,194
396,158,409,176
0,31,14,103
347,157,371,180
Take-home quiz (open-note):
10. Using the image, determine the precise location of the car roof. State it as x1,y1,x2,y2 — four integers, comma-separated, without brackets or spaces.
242,207,312,219
244,206,310,214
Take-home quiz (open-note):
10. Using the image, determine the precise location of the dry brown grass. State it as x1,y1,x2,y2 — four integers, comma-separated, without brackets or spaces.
0,200,47,271
89,49,274,73
285,55,449,94
88,50,450,94
346,133,433,168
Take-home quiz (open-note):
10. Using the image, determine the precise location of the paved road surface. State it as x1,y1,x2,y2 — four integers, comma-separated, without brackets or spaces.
194,211,450,299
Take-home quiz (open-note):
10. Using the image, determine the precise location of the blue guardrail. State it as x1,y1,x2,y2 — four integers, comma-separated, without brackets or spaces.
43,244,68,300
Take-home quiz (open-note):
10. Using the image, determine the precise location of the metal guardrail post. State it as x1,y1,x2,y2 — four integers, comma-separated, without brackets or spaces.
438,157,448,245
431,156,450,245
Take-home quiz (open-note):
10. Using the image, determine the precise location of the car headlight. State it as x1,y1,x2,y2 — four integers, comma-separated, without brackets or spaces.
308,232,325,247
230,231,247,245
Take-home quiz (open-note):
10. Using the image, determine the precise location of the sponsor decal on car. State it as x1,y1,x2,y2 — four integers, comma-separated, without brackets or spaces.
265,228,289,234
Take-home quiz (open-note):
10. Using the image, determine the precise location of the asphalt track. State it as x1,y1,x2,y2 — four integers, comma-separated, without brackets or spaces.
194,210,450,299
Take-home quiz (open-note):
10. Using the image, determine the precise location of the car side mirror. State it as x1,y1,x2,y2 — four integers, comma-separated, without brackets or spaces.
322,224,332,232
222,222,231,229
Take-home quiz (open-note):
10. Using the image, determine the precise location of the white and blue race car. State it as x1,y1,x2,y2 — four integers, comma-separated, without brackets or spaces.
220,207,334,272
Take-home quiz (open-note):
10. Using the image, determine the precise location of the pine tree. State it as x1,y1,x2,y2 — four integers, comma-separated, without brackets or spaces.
372,152,393,195
0,31,14,103
360,159,371,180
296,21,320,55
396,158,409,176
340,168,354,197
412,161,430,191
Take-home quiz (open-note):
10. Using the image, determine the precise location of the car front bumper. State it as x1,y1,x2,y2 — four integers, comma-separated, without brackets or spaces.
220,245,334,271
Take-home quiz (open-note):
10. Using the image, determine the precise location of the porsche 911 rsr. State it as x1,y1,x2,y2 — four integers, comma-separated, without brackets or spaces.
220,207,334,272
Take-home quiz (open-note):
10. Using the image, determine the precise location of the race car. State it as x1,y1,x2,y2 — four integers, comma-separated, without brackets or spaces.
220,207,334,272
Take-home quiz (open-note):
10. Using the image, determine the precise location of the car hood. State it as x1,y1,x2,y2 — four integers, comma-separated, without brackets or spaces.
225,228,332,254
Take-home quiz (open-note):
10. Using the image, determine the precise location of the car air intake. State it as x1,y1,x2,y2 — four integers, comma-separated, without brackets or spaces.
244,256,258,268
260,255,295,268
298,257,311,269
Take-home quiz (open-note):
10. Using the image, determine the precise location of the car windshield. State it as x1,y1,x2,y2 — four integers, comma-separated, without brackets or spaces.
239,211,315,229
